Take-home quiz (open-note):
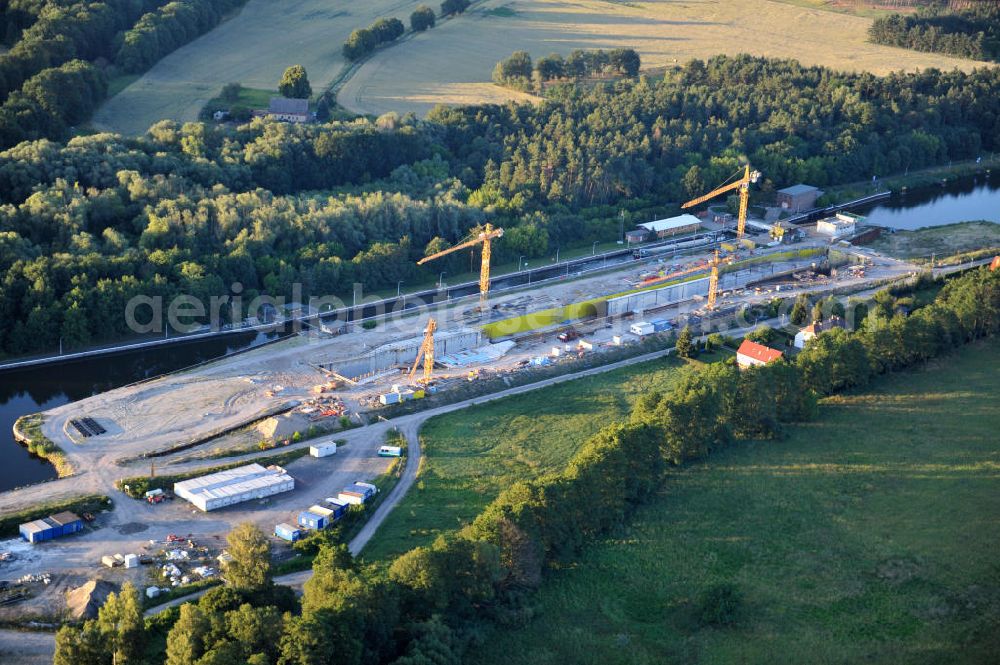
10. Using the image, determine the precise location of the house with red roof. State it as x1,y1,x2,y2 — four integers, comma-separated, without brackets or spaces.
736,339,783,369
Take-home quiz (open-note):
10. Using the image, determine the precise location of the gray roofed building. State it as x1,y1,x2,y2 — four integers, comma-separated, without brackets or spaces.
776,184,822,213
262,97,310,123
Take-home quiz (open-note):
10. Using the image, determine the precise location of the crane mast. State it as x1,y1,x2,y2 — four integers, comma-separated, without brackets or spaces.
408,318,436,384
707,250,721,310
417,223,504,312
682,165,761,243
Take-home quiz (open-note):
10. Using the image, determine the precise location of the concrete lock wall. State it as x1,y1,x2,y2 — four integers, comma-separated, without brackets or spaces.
606,262,805,317
334,328,481,379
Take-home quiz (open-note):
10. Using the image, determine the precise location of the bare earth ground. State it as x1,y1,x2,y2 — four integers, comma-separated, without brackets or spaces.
869,221,1000,259
92,0,426,135
338,0,986,117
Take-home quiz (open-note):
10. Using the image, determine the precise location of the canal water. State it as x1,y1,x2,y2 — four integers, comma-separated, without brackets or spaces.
0,331,281,492
857,174,1000,229
2,176,999,493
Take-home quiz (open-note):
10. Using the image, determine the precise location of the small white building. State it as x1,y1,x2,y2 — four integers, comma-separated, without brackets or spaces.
736,339,784,369
174,463,294,512
630,321,654,336
816,213,861,238
309,442,337,458
793,317,846,349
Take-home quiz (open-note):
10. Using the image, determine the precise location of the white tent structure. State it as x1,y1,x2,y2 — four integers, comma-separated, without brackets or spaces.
174,463,294,512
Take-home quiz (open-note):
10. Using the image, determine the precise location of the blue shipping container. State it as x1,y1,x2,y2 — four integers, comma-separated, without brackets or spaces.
651,319,672,332
275,523,302,542
298,511,327,530
351,483,375,498
324,500,348,519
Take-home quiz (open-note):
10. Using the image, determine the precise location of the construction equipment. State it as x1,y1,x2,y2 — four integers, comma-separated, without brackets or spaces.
707,250,721,310
408,318,436,384
682,165,761,242
417,223,504,311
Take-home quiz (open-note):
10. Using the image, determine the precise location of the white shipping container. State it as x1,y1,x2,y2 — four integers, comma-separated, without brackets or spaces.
338,491,366,505
309,442,337,458
630,322,654,336
124,554,139,569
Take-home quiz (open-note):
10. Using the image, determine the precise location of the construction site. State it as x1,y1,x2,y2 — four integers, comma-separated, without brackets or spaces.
0,166,958,624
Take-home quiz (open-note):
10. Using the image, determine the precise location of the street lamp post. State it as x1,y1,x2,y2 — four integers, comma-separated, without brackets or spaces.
518,256,525,272
396,281,403,297
438,272,447,289
592,241,598,255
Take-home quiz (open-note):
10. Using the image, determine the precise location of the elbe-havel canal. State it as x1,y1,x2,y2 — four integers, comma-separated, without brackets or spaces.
2,176,998,492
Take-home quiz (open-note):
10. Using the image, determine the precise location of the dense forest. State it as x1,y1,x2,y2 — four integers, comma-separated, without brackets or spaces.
869,1,1000,61
1,55,999,356
52,266,1000,664
0,0,248,148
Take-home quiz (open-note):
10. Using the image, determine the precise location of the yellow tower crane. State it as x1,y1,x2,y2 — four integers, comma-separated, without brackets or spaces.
417,223,504,312
681,165,761,242
408,318,437,384
707,250,721,310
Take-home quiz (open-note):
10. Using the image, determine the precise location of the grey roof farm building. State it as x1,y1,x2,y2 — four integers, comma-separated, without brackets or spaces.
776,184,822,213
264,97,309,123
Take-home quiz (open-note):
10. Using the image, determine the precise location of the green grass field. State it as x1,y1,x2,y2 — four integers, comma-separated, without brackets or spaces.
361,353,713,562
467,338,1000,665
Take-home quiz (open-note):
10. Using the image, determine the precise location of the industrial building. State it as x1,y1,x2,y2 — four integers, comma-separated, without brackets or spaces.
817,212,862,238
638,214,702,238
736,340,784,368
776,184,822,212
174,463,295,512
19,511,84,543
625,228,650,244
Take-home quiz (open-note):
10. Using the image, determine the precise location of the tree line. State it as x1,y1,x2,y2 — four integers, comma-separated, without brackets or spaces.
343,17,406,61
868,1,1000,61
116,0,251,74
342,0,475,62
52,266,1000,664
493,47,641,91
